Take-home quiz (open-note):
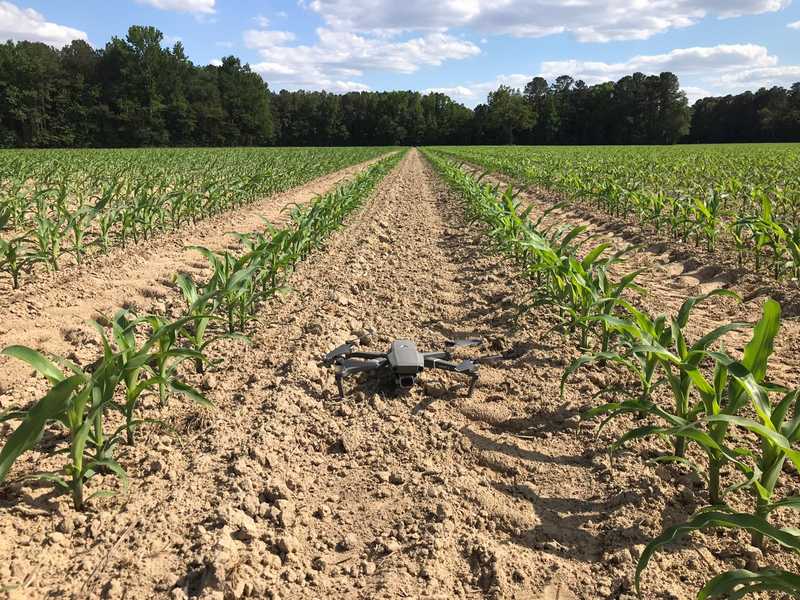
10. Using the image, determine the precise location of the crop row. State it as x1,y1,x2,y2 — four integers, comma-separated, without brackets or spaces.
436,144,800,282
0,146,390,289
0,151,402,510
423,148,800,599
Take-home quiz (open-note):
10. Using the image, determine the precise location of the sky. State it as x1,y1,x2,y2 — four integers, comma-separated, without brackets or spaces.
1,0,800,106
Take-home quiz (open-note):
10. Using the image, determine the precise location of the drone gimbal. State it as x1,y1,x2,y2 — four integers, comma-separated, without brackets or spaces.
322,338,481,399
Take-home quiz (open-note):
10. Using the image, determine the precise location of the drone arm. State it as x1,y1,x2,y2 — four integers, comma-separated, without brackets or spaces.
425,357,476,373
422,351,451,364
334,358,388,399
323,340,358,365
347,351,388,360
338,359,387,377
425,358,479,396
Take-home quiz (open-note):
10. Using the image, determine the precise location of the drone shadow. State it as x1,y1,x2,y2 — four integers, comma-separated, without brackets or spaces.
489,480,650,563
460,426,586,467
491,404,583,438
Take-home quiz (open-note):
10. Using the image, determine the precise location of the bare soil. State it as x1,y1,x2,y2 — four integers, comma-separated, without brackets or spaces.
0,150,798,600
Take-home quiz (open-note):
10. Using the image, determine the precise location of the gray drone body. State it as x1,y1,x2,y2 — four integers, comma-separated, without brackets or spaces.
323,338,480,398
387,340,424,384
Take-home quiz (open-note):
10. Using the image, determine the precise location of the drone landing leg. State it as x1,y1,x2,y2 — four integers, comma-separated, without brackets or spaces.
467,375,479,397
336,375,345,400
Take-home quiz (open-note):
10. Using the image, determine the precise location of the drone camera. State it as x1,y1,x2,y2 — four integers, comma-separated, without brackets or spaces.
397,375,416,389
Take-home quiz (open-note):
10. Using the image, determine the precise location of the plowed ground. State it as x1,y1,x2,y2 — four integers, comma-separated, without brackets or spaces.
1,150,798,600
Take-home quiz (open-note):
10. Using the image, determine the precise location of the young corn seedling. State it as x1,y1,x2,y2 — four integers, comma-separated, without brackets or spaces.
721,377,800,549
681,299,782,505
0,233,41,289
0,346,126,510
95,205,121,254
98,310,211,445
690,189,727,251
190,246,259,333
32,214,65,272
65,199,106,267
142,314,211,408
174,273,249,373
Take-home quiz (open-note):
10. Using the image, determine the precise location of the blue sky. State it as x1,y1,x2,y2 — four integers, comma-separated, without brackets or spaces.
2,0,800,106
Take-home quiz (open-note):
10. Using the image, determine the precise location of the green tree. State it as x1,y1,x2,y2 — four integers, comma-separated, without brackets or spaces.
486,85,535,144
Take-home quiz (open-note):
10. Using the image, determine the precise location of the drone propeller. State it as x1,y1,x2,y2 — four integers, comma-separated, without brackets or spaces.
445,338,483,349
323,339,358,364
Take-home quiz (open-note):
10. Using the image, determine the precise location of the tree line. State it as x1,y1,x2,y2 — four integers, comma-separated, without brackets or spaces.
1,25,798,148
688,85,800,143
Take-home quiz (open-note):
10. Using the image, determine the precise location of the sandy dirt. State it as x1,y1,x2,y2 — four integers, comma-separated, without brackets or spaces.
0,150,798,600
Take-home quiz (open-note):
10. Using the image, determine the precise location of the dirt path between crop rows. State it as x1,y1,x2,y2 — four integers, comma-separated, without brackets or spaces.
1,149,799,600
0,154,388,398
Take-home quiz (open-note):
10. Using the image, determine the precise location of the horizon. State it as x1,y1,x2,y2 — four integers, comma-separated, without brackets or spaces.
1,0,799,107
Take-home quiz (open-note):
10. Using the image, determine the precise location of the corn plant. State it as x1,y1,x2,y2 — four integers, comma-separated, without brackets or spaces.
635,355,800,595
680,299,783,504
174,273,248,373
0,233,41,289
0,346,126,510
142,314,210,407
433,144,800,281
426,150,644,352
566,296,782,506
182,152,402,336
636,506,800,598
690,189,726,251
189,246,258,333
426,147,800,599
65,199,106,266
96,310,211,445
31,214,65,272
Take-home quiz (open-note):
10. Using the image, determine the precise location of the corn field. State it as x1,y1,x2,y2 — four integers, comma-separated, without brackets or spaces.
436,144,800,282
0,147,390,288
424,146,800,599
0,150,400,510
1,145,799,600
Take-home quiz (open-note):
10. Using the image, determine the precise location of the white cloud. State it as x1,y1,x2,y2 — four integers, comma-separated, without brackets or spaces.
246,27,479,93
682,86,716,103
136,0,215,14
428,44,800,107
717,65,800,90
244,29,296,47
538,44,778,82
253,15,270,28
308,0,480,32
539,44,800,98
699,0,789,18
425,73,532,105
307,0,789,42
0,1,87,47
788,20,800,29
210,58,223,66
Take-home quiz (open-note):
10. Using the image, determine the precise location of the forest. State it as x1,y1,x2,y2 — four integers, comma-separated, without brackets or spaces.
1,25,799,148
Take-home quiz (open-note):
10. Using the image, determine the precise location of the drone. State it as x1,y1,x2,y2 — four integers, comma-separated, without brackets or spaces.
322,338,482,399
